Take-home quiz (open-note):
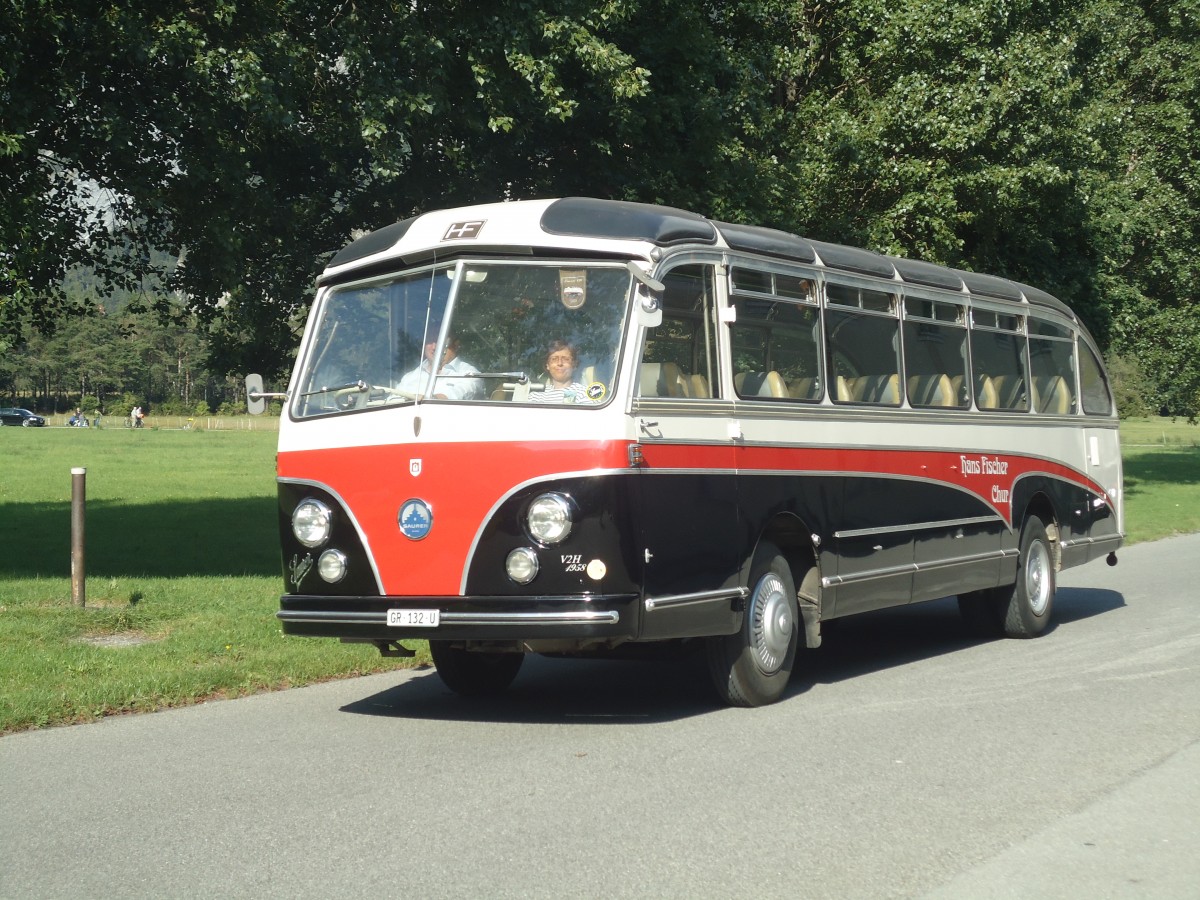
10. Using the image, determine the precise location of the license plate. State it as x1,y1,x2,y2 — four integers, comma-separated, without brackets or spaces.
387,608,440,628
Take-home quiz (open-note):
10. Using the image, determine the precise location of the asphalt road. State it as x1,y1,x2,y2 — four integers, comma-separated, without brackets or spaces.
3,534,1198,899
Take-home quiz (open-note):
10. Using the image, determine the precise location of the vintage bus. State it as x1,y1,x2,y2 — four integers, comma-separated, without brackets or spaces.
248,197,1123,707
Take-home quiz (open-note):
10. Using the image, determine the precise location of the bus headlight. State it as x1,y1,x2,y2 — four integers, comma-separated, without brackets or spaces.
317,549,348,583
292,498,333,547
526,493,573,544
506,547,539,584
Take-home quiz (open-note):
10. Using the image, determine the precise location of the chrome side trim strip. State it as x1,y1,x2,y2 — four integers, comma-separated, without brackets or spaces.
441,610,621,626
644,587,749,612
834,515,1002,540
1060,534,1123,550
277,609,620,626
822,548,1018,588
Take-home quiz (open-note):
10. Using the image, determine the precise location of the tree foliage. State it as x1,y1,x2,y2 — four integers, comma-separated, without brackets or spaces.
2,0,1198,414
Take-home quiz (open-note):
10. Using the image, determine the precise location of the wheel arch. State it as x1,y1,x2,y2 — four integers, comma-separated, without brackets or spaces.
1017,490,1062,571
752,512,823,648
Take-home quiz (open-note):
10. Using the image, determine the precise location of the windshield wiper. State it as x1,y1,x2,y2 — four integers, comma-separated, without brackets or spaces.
469,371,530,383
301,380,368,398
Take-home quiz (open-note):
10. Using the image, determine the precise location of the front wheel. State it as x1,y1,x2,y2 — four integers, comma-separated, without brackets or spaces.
706,542,799,707
429,642,524,697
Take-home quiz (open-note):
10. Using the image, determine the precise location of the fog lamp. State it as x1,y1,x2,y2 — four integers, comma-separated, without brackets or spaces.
506,547,539,584
317,549,348,583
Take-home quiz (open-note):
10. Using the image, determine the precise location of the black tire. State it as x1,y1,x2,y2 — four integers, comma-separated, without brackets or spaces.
429,641,524,697
22,418,31,427
706,541,799,707
999,516,1055,637
960,516,1055,639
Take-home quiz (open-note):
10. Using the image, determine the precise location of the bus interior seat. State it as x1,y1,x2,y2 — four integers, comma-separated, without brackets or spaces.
837,374,898,404
735,371,787,398
640,362,687,398
788,376,819,400
869,373,901,404
849,374,899,404
1034,375,1071,414
948,374,966,406
975,374,999,409
688,374,711,398
992,375,1026,410
907,373,955,408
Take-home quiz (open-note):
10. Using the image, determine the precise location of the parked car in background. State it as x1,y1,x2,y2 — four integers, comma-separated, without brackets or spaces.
0,408,47,427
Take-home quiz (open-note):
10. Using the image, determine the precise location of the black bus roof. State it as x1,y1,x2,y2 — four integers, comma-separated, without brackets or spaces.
325,197,1077,321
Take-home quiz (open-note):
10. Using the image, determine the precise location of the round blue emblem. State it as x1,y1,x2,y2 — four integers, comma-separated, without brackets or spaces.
398,499,433,540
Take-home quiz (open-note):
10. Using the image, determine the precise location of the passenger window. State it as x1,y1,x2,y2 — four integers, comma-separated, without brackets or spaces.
903,298,968,409
971,323,1029,411
1079,342,1113,416
1029,330,1076,415
732,294,821,402
826,281,900,406
639,264,719,399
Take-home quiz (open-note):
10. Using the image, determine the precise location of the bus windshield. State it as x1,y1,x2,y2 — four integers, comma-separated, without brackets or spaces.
293,261,634,417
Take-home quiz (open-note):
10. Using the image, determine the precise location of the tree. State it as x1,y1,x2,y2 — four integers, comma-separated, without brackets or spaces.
2,0,662,376
3,0,1198,416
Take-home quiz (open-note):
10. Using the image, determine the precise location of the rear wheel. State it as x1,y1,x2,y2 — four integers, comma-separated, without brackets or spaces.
429,641,524,697
1000,516,1055,637
706,542,798,707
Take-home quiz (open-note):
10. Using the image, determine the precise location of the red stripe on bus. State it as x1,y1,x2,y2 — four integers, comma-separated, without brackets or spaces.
279,439,1109,594
640,442,1109,525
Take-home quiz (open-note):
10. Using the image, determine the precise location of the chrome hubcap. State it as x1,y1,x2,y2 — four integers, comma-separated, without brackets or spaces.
1025,540,1052,616
750,573,793,674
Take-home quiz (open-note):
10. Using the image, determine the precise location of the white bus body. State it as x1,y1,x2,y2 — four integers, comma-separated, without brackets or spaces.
265,198,1123,706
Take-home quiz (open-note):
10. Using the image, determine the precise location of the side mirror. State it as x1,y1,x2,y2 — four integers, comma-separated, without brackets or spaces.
627,262,664,328
246,374,266,416
635,287,663,328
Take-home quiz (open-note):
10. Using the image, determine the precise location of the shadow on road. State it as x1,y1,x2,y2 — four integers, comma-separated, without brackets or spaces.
800,587,1125,688
340,586,1126,724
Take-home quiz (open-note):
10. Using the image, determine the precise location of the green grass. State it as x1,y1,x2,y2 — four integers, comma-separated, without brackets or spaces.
0,426,426,734
2,417,1198,733
1118,417,1200,544
1119,415,1200,449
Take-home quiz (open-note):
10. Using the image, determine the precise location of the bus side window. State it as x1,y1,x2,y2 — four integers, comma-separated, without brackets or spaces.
825,281,900,407
639,264,720,399
730,284,822,403
970,320,1028,411
1029,320,1077,415
902,300,968,409
1079,341,1114,416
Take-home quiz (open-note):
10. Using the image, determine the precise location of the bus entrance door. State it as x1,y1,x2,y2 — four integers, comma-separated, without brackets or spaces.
634,416,741,641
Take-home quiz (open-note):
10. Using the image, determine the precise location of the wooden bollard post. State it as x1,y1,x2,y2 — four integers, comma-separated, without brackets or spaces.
71,467,86,608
